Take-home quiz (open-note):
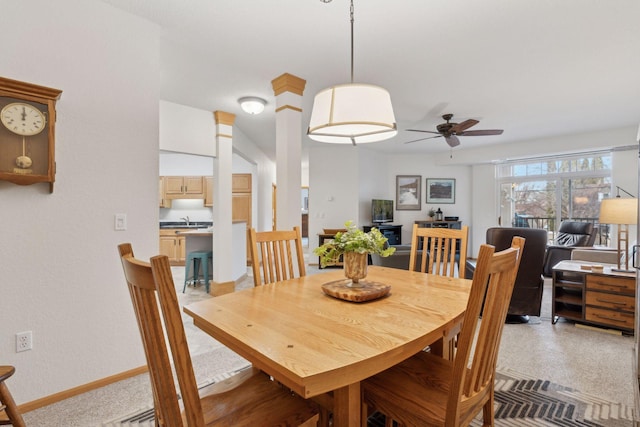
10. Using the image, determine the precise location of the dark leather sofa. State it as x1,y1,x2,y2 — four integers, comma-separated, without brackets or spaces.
542,221,596,277
465,227,548,320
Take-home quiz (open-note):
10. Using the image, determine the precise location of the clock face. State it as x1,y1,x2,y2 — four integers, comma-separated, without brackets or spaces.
1,102,47,136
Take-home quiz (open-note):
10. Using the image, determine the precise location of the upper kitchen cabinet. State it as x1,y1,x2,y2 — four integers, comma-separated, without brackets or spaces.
163,176,204,199
204,176,213,207
232,173,251,193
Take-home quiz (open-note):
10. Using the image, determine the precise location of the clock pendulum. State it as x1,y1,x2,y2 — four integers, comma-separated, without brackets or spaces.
14,135,33,174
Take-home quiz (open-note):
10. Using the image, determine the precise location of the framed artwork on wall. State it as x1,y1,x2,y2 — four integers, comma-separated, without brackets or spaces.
426,178,455,204
396,175,421,210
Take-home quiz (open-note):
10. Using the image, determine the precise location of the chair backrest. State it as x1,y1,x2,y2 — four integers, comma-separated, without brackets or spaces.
555,221,595,247
249,226,306,286
408,224,469,277
118,243,204,427
448,237,524,425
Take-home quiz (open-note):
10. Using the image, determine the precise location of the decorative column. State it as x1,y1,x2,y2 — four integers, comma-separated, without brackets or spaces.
211,111,235,296
271,73,306,230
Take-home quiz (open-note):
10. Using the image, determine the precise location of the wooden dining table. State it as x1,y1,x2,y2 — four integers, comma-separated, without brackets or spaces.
184,265,471,427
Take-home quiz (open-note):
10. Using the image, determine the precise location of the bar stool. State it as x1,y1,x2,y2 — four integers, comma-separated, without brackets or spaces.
183,251,213,293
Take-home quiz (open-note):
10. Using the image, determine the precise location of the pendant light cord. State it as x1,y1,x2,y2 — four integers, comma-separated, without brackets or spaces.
350,0,354,83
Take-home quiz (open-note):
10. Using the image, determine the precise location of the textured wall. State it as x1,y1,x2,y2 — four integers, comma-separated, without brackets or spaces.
0,0,160,403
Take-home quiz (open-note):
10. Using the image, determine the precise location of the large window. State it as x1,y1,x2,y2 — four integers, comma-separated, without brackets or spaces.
497,152,612,243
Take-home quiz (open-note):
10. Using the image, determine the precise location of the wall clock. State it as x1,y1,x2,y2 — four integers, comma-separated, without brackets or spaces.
0,76,62,193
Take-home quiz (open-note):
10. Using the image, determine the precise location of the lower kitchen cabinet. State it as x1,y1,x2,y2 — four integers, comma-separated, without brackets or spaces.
159,229,186,265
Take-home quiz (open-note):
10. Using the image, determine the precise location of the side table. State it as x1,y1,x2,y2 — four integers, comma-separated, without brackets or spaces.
552,260,635,333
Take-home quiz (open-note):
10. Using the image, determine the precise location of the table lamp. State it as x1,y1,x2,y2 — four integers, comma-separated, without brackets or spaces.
599,197,638,272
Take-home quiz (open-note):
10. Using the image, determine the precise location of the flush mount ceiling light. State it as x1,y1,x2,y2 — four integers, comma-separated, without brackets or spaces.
307,0,397,146
239,97,266,115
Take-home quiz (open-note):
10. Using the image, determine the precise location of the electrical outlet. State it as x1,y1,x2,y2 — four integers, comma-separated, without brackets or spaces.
16,331,32,352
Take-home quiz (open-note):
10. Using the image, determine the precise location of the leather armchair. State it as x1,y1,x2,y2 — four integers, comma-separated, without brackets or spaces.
466,227,547,319
542,221,596,277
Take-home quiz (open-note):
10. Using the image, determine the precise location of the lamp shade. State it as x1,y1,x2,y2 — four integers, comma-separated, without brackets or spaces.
307,83,397,144
599,197,638,225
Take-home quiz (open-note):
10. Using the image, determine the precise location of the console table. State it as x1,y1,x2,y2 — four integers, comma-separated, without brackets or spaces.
552,260,635,333
414,220,462,229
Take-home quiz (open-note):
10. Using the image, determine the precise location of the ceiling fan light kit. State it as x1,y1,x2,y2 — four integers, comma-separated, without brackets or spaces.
308,0,396,146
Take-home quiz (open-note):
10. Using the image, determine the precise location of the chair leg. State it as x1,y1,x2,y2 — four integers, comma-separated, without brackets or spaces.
0,380,26,427
482,388,495,427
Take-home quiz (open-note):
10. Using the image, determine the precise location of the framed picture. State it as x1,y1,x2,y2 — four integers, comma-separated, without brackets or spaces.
396,175,421,210
426,178,456,204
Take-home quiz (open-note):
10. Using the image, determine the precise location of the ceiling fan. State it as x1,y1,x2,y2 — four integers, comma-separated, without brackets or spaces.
405,113,504,147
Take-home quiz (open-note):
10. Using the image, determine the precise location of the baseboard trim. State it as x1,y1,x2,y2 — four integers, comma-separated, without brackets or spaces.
19,365,148,413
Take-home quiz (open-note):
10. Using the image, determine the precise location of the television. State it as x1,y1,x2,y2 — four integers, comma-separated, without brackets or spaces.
371,199,394,224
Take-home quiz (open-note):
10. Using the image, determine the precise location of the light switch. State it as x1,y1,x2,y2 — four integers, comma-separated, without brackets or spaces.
115,213,127,231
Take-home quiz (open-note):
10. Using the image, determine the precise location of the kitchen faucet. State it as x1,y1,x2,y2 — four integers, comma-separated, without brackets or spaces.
180,216,190,226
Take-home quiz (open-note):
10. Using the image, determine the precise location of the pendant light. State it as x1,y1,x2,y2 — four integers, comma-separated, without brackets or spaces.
307,0,397,146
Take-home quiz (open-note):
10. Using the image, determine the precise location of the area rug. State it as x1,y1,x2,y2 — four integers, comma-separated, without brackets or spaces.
104,363,634,427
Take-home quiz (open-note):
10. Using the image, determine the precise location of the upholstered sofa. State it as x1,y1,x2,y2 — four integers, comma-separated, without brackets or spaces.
542,221,597,277
370,245,420,270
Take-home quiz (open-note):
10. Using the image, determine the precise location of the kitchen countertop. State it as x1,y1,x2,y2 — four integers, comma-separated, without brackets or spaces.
159,221,212,229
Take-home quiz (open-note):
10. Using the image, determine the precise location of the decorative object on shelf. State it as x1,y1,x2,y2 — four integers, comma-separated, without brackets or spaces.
426,178,456,204
238,96,266,115
396,175,421,210
314,220,395,285
598,195,637,272
0,76,62,193
307,0,396,145
428,208,436,220
435,208,443,221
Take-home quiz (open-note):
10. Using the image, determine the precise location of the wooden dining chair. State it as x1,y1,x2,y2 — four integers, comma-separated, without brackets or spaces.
0,366,26,427
117,243,319,427
409,223,469,278
362,236,525,427
249,226,306,286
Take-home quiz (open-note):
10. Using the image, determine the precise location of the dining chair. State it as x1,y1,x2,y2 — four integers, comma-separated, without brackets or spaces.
362,236,525,427
0,366,26,427
249,226,306,286
117,243,319,427
408,223,469,278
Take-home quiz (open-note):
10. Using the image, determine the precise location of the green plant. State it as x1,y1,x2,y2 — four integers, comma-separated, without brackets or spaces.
428,208,436,218
314,220,396,267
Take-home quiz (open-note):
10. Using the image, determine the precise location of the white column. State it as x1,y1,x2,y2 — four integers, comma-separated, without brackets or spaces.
271,73,306,231
211,111,236,295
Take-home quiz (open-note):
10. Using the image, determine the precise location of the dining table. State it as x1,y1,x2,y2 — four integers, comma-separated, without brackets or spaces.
183,265,471,427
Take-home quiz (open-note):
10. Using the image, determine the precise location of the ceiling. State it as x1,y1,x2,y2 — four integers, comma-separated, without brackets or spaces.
102,0,640,161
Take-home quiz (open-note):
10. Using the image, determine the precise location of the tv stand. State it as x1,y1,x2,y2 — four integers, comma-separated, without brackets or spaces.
363,224,402,246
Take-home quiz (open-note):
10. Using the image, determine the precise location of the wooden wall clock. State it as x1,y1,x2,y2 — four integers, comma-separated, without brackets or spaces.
0,76,62,193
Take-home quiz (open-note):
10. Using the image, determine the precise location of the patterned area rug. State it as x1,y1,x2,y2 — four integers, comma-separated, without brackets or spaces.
104,366,634,427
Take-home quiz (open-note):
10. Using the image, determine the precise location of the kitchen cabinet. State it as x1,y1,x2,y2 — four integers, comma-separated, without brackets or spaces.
159,177,172,208
163,176,204,199
204,176,214,207
232,173,251,193
159,229,186,265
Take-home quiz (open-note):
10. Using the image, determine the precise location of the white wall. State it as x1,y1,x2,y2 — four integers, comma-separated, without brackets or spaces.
0,0,159,403
160,100,216,157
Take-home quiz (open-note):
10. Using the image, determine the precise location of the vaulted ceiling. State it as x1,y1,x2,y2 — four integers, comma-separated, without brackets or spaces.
102,0,640,161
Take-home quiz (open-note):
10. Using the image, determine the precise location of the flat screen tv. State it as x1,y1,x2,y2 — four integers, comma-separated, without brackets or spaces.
371,199,394,224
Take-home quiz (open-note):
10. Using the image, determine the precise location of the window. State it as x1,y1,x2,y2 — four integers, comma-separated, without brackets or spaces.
497,152,612,243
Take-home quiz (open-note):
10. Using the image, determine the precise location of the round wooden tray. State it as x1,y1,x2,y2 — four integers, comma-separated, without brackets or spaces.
321,279,391,302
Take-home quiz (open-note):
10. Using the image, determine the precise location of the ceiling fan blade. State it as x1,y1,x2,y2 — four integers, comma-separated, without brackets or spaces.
404,135,442,144
406,129,441,134
445,135,460,147
451,119,479,133
458,129,504,136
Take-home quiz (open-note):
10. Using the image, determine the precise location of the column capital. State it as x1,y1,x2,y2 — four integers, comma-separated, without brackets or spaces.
271,73,306,96
213,111,236,126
